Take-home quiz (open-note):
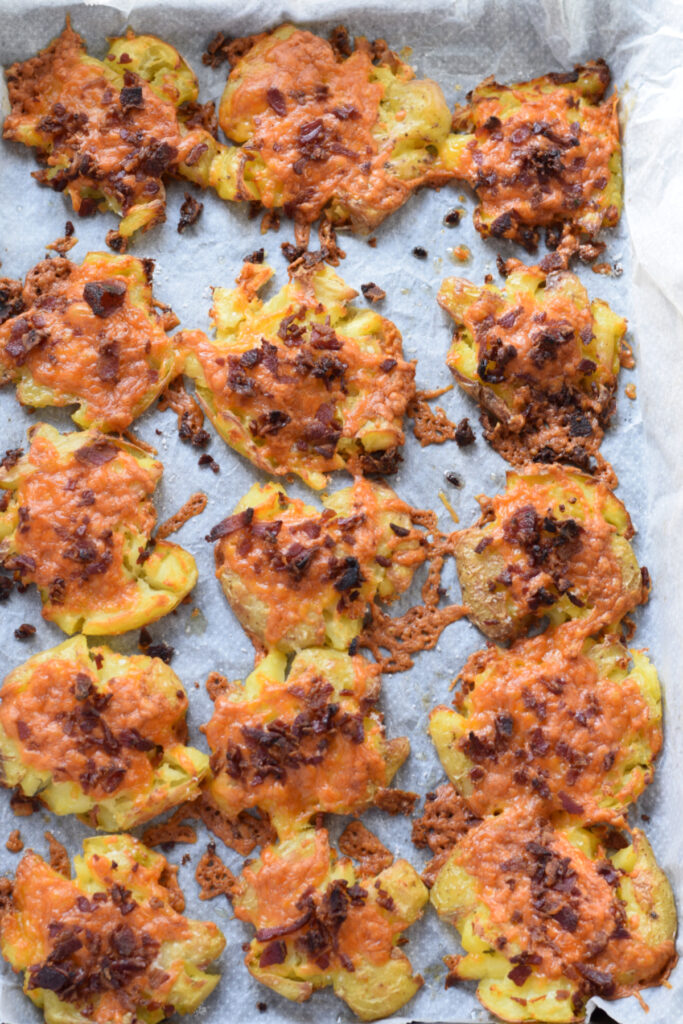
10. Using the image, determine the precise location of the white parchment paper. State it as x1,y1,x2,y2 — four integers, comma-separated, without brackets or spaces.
0,1,681,1022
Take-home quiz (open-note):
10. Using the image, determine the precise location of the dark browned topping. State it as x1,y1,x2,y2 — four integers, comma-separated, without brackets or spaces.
14,623,36,639
455,417,476,447
74,439,119,466
198,453,220,474
412,246,428,259
360,282,386,303
0,278,25,325
83,280,127,318
444,208,462,226
206,508,255,543
138,629,174,664
177,192,203,234
244,249,265,264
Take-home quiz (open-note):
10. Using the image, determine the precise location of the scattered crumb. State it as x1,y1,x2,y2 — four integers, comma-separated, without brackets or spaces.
443,208,463,227
45,831,70,878
620,340,635,369
157,492,208,539
339,821,393,876
438,490,459,524
138,629,174,664
178,192,203,234
367,236,377,248
360,282,386,303
206,671,231,701
10,789,38,816
14,623,36,640
625,383,637,400
244,248,265,264
198,453,220,474
5,830,23,853
455,417,475,447
257,1003,268,1013
591,261,613,275
449,245,471,263
412,246,428,260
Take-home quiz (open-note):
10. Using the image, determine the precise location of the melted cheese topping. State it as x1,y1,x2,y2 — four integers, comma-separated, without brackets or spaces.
0,256,176,430
5,432,157,614
0,655,185,798
205,656,386,829
453,632,659,820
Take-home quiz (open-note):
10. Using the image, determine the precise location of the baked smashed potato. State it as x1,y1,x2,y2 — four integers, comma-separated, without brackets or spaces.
452,464,646,643
215,23,452,234
0,253,180,432
440,60,622,251
429,627,661,823
181,261,415,489
3,22,220,250
210,477,426,653
0,833,225,1024
0,424,197,634
430,806,676,1022
438,262,626,467
203,646,408,837
232,827,428,1020
0,634,209,831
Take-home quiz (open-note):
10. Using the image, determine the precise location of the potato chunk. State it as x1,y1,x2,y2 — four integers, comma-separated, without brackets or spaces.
215,23,452,234
438,263,626,468
0,635,209,830
440,61,621,252
431,806,676,1022
209,478,426,654
232,827,428,1020
3,23,220,249
452,465,646,642
430,627,661,823
0,834,225,1024
0,253,180,431
0,424,197,634
203,647,408,837
181,260,415,489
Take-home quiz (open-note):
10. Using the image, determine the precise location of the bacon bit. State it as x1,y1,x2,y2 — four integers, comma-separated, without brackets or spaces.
455,417,475,446
206,508,254,543
156,492,207,540
196,842,238,901
83,279,127,318
0,277,25,324
45,831,70,878
444,208,463,226
74,439,118,466
141,805,198,849
244,248,265,264
5,830,23,853
338,821,393,876
202,30,264,69
159,375,207,446
14,623,36,640
374,788,418,815
329,25,353,58
177,192,203,234
625,383,636,400
412,246,428,259
360,282,386,303
266,87,287,116
138,632,174,664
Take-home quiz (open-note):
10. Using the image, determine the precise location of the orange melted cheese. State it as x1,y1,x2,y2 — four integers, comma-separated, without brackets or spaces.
455,806,674,993
223,29,448,225
2,850,195,1024
215,477,425,648
6,433,157,614
459,85,619,235
0,655,185,799
205,657,386,826
4,25,206,227
0,257,176,430
454,632,659,820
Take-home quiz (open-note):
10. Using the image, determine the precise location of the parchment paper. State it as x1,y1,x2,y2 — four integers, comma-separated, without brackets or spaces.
0,2,681,1022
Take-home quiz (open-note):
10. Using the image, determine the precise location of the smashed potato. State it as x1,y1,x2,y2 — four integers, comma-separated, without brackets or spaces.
438,262,626,469
3,23,219,250
215,23,452,236
452,464,646,643
232,827,428,1020
0,424,197,635
209,477,426,654
181,261,415,489
431,805,676,1022
0,635,209,831
0,253,180,431
440,60,621,252
203,647,408,837
430,627,661,824
0,834,225,1024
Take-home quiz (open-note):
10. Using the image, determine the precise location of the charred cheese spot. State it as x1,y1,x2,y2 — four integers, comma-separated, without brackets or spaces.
0,635,208,831
0,424,197,635
0,834,225,1024
232,827,428,1020
181,261,415,489
438,263,626,470
0,253,180,431
452,464,645,643
215,24,452,235
3,24,220,247
440,61,622,252
431,807,676,1022
210,478,426,654
203,647,408,837
430,628,661,824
